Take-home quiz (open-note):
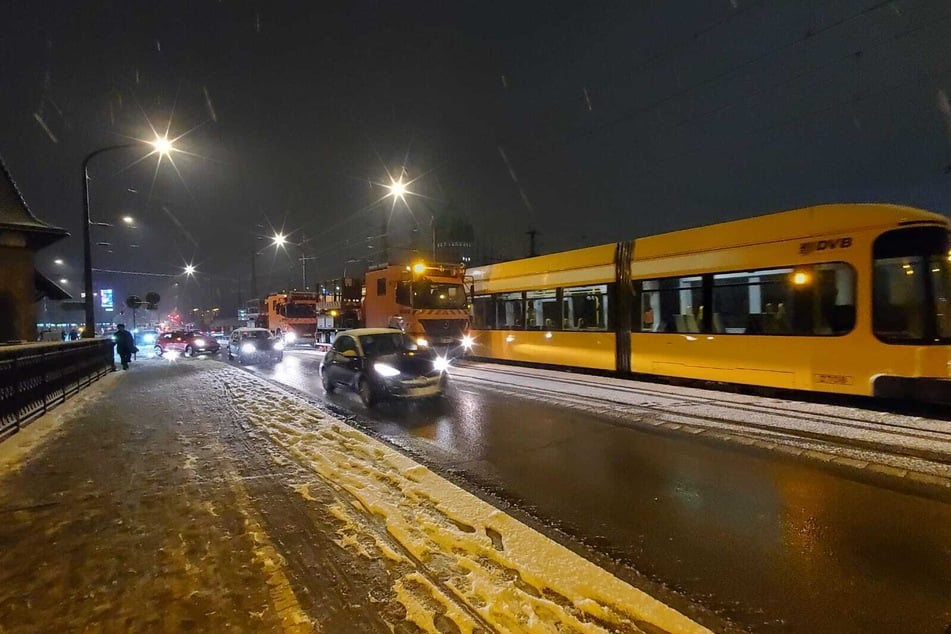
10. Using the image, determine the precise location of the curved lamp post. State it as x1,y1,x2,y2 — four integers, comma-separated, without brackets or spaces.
81,137,171,337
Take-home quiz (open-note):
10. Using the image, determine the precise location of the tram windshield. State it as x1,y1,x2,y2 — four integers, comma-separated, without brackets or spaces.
872,227,950,343
412,281,467,309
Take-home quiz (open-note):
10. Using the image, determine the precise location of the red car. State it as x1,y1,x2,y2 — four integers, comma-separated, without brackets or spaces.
154,330,221,357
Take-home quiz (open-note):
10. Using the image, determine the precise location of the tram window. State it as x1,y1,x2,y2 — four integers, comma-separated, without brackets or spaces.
496,292,524,329
712,263,855,336
564,284,610,330
637,280,660,332
472,295,495,329
526,289,559,329
635,277,704,333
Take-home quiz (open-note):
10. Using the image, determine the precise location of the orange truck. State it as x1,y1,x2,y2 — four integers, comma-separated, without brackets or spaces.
263,291,318,347
316,261,471,349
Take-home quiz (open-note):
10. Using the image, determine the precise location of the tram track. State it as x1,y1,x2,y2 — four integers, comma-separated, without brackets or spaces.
451,362,951,469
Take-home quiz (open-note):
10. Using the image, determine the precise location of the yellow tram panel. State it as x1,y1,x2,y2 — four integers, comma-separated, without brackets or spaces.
471,330,615,371
469,244,615,295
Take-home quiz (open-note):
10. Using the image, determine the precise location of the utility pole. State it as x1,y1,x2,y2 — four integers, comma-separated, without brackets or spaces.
527,228,539,257
250,252,258,299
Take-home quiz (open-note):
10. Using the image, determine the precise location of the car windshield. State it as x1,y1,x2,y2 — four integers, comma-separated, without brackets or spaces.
358,333,416,357
243,330,271,339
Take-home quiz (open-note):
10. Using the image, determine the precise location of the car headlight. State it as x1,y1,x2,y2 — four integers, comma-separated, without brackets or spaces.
416,337,429,347
285,331,297,343
433,356,450,372
461,334,474,349
273,340,285,351
193,338,206,347
144,334,156,344
373,362,401,377
241,342,256,354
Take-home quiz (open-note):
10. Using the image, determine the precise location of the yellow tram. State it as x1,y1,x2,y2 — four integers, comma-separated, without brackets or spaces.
467,204,950,401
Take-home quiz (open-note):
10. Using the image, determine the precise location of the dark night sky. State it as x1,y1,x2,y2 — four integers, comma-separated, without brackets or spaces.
3,0,951,316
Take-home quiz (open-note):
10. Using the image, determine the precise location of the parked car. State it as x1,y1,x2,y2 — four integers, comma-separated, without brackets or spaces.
319,328,450,407
228,327,284,364
154,330,221,357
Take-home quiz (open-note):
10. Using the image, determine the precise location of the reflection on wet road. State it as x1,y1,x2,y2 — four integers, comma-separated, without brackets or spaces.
238,349,951,634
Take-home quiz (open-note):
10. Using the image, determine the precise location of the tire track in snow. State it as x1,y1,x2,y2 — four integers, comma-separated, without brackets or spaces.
216,366,713,634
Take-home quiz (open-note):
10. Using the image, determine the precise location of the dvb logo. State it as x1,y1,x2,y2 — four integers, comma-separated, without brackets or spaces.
799,236,852,255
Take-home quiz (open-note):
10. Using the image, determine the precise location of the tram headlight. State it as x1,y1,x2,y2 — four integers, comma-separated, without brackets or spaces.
461,334,474,349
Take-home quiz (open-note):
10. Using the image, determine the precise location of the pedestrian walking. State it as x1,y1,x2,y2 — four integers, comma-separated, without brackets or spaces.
114,324,137,370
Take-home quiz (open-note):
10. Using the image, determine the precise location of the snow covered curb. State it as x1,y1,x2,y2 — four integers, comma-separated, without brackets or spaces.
217,366,712,634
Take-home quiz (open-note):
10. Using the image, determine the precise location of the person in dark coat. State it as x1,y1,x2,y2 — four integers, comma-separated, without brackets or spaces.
114,324,137,370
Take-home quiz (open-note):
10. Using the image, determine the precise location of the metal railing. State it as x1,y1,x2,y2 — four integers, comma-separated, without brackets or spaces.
0,339,115,440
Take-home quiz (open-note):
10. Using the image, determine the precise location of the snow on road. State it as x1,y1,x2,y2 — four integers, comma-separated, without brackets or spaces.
215,365,711,634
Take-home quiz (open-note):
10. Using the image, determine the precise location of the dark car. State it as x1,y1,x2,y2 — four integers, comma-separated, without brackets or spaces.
154,330,221,357
228,327,284,364
319,328,450,407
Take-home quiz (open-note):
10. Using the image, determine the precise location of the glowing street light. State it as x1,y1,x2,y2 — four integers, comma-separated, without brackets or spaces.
54,258,64,265
267,231,314,288
122,215,134,224
183,263,196,276
82,134,175,338
388,178,407,200
152,136,173,156
383,175,437,261
59,278,68,284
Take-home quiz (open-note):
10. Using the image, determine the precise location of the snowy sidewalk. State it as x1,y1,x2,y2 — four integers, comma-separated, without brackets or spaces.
0,359,713,634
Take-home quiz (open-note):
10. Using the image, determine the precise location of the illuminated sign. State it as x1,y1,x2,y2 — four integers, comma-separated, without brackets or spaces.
100,288,114,309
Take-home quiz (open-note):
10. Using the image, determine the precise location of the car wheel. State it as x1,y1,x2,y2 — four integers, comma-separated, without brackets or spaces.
276,353,283,362
237,355,244,365
154,345,163,357
228,351,233,360
321,370,335,393
357,376,375,407
184,345,193,358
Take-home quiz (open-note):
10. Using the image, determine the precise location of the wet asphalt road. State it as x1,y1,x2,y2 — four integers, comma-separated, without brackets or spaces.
237,349,951,634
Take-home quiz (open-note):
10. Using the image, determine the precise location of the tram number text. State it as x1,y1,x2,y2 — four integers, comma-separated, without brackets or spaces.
814,373,853,386
799,236,852,255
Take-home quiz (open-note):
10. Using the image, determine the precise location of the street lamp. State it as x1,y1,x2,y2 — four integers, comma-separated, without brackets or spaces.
82,137,171,337
386,177,437,261
268,231,314,289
